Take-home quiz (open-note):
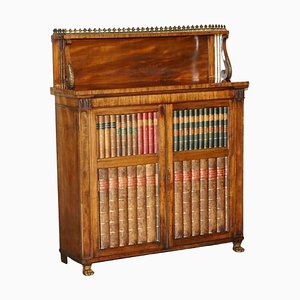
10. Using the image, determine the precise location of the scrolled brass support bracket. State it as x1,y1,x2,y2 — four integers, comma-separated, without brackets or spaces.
221,35,232,82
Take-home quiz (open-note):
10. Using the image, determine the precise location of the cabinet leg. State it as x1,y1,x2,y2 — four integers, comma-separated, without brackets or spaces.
83,265,94,276
233,240,245,253
60,253,68,264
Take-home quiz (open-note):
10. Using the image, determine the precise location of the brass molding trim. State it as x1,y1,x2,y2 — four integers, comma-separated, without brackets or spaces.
53,24,227,35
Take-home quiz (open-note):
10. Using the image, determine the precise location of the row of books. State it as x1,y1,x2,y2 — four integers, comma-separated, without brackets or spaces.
174,157,229,239
98,163,160,249
173,107,228,151
96,112,158,159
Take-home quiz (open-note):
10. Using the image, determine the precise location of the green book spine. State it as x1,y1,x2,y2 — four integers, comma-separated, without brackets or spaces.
188,109,194,150
173,110,179,151
193,109,199,149
213,107,219,148
183,110,189,151
224,107,228,147
199,108,204,149
203,108,209,149
178,110,184,151
208,108,214,148
219,107,224,147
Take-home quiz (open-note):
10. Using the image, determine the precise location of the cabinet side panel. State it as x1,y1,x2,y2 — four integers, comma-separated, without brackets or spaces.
56,104,81,258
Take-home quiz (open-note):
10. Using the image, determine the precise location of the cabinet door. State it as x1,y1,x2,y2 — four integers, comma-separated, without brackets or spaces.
166,101,234,248
90,105,167,260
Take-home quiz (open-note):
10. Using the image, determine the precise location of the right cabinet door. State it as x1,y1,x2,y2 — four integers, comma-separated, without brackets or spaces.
166,100,235,248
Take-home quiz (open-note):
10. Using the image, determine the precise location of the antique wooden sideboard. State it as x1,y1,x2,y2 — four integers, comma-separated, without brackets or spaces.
50,25,249,276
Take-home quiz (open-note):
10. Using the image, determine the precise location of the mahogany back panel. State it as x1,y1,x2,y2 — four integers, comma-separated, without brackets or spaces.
69,36,209,89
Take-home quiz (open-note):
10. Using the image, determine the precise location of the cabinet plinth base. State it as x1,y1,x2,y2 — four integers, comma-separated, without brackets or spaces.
83,265,94,276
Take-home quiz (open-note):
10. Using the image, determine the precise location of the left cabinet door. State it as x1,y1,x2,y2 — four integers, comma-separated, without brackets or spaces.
90,105,167,261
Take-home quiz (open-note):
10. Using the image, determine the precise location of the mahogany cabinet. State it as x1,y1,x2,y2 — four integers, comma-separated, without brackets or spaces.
50,25,249,276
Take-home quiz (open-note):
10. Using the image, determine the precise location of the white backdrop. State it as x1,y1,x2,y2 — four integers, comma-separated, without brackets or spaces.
1,0,299,299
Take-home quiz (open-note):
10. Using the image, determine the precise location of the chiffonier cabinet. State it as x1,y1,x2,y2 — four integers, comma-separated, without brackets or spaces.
50,25,249,275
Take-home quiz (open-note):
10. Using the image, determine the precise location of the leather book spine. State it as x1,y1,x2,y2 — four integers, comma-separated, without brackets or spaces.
224,107,228,147
218,107,224,147
126,114,132,156
174,161,183,239
121,114,127,156
208,107,214,148
183,109,189,151
127,165,138,245
225,156,229,231
193,109,199,149
148,112,154,154
108,168,118,247
188,109,194,150
98,168,110,249
116,115,121,157
146,164,156,242
199,108,204,149
200,159,208,235
173,110,179,151
137,165,147,243
183,160,191,238
143,112,149,154
155,163,160,241
203,108,208,149
191,159,200,236
208,158,217,234
178,110,184,151
137,113,144,155
104,115,111,158
213,107,219,148
217,157,225,232
118,167,128,246
98,115,105,159
153,112,158,154
132,113,138,155
110,115,116,157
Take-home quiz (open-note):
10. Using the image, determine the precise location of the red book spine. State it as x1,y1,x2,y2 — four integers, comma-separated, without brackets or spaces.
143,112,149,154
137,113,143,155
148,112,154,154
153,112,158,154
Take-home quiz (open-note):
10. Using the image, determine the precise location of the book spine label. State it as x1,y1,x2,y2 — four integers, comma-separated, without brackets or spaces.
126,114,132,156
148,112,154,154
137,113,144,155
104,115,111,158
118,167,128,247
216,157,225,233
183,160,191,237
146,164,156,242
116,115,121,157
183,110,189,151
153,112,158,154
193,109,199,149
188,109,194,150
108,168,118,247
143,113,149,154
132,114,138,155
110,115,116,157
127,165,138,245
200,159,208,235
191,159,200,236
208,108,214,148
224,107,228,147
173,110,179,151
155,163,160,241
98,115,105,158
213,107,219,148
219,107,224,147
208,158,217,234
178,110,184,151
121,115,127,156
203,108,209,149
137,165,147,243
199,108,204,149
98,168,110,249
174,161,183,239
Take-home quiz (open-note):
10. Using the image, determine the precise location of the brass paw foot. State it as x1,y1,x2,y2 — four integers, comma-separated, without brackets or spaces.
83,265,94,276
233,241,245,253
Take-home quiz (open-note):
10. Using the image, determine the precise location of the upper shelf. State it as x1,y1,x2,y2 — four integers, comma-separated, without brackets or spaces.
51,25,233,92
